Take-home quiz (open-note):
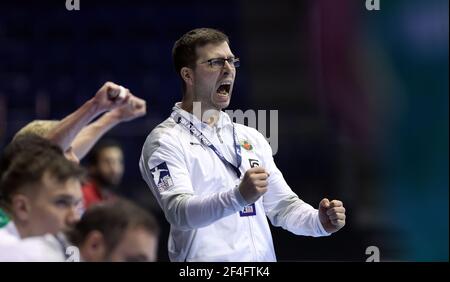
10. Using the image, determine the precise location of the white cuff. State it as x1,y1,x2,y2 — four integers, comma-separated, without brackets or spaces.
232,185,249,209
315,210,332,236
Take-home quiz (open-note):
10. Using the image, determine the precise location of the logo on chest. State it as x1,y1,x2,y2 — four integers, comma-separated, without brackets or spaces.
248,158,260,168
240,140,253,151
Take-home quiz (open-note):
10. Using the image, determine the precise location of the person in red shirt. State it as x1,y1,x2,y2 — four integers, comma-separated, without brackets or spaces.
82,140,124,208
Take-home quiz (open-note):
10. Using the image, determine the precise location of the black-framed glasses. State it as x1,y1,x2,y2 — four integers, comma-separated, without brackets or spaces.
200,57,240,69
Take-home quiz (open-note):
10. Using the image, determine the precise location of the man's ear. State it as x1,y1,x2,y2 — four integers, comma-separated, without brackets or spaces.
11,194,31,222
180,67,194,86
80,230,107,262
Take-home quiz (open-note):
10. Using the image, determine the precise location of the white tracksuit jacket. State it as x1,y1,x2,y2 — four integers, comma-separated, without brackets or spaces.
139,103,330,262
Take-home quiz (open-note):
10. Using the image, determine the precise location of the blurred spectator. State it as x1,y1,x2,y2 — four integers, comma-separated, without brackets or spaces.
82,139,125,208
0,135,85,243
68,200,159,262
13,120,79,163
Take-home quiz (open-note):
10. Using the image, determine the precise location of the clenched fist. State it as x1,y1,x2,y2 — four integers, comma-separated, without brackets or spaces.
109,94,147,122
238,167,269,204
318,198,346,233
93,82,130,114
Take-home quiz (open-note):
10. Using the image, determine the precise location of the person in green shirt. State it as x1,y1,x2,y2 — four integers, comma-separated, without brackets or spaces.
0,208,9,228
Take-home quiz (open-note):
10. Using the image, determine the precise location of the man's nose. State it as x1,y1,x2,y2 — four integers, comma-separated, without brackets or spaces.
223,60,234,75
66,206,81,226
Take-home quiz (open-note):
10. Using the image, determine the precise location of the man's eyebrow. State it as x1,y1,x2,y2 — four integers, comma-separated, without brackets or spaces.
211,55,235,59
53,194,79,202
207,51,235,58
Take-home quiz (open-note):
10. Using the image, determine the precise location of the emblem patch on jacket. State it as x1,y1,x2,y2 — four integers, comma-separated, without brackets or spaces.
240,203,256,217
150,162,174,192
240,140,253,151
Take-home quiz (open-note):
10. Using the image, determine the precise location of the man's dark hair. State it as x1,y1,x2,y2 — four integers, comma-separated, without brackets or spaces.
172,28,229,93
0,135,85,204
66,200,160,254
85,139,122,167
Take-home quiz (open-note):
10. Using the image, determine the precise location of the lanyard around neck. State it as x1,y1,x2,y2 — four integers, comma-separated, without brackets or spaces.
171,111,242,179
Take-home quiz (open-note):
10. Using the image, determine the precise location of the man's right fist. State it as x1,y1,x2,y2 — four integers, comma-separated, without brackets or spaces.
238,167,269,204
93,82,130,114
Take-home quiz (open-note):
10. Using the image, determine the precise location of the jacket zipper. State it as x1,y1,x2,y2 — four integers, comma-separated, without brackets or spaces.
248,216,258,261
216,128,224,143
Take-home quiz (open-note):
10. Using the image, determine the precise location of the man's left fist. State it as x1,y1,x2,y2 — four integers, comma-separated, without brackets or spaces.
318,198,346,233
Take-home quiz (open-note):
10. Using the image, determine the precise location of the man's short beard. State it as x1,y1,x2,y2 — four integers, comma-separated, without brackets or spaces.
91,172,120,192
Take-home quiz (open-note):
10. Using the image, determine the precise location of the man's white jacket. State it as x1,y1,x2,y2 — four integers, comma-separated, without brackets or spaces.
139,103,330,262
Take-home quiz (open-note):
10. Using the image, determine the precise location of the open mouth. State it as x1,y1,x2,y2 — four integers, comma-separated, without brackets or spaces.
216,82,231,96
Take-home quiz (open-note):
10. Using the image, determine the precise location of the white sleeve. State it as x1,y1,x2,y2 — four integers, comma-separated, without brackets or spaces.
140,135,248,231
257,132,330,237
